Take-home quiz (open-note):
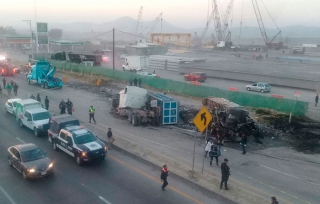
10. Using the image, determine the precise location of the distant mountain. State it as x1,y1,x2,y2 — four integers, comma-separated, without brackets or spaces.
49,16,320,39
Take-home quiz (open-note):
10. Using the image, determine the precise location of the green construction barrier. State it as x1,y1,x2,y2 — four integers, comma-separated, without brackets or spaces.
49,60,309,116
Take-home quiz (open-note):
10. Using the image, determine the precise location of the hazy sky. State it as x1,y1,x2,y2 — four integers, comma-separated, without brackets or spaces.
1,0,319,29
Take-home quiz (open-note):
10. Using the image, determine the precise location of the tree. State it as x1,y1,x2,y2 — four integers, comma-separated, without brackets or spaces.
49,29,62,39
0,26,17,35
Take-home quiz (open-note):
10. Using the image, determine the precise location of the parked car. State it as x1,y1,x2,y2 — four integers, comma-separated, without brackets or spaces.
5,98,21,117
8,143,54,179
184,72,207,82
246,82,271,93
136,71,159,78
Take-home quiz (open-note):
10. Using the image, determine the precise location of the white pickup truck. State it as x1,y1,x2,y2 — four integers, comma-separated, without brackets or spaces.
51,126,107,165
16,100,51,137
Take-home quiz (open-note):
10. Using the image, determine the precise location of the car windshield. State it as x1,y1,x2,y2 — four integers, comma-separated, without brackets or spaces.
32,111,51,121
21,148,46,162
72,130,97,144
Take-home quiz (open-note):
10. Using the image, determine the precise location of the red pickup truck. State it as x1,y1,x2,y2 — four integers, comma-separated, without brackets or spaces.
184,72,207,82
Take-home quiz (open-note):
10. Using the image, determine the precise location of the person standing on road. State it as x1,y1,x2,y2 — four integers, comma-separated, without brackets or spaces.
13,83,18,96
220,159,230,190
45,96,50,110
138,78,142,87
6,83,12,96
89,105,96,124
133,77,137,86
209,141,219,167
10,80,14,87
271,196,278,204
37,93,41,102
161,164,169,191
59,99,66,114
216,133,223,156
204,138,213,158
315,94,319,107
240,133,247,155
2,77,6,88
66,99,73,115
107,128,115,150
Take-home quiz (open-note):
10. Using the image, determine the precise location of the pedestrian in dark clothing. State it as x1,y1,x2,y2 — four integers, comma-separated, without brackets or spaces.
59,99,66,114
315,94,319,107
107,128,115,149
129,78,133,86
37,93,41,102
45,96,49,110
13,83,18,96
161,164,169,191
220,159,230,190
0,85,2,97
240,133,247,154
216,133,223,156
133,77,137,86
89,105,96,124
209,141,219,166
2,77,6,88
30,94,36,99
6,83,12,96
66,99,73,115
138,78,142,87
10,80,14,87
271,196,278,204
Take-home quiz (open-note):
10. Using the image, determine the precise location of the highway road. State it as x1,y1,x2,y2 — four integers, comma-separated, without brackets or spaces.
0,82,218,204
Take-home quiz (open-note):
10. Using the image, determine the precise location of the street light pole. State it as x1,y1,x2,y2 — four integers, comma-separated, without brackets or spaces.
22,20,33,59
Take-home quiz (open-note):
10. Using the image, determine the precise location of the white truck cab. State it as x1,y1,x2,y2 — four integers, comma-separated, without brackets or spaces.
16,99,50,137
122,56,149,71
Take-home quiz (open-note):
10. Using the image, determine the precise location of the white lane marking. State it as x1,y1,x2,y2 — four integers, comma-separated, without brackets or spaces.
16,137,26,144
99,196,112,204
0,185,17,204
37,89,54,95
260,164,320,187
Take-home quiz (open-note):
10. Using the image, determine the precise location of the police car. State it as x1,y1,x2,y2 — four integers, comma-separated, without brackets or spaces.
51,126,107,165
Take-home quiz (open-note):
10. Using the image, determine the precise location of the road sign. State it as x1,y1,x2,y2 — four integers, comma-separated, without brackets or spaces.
294,91,301,98
37,23,48,32
193,106,212,132
37,23,48,45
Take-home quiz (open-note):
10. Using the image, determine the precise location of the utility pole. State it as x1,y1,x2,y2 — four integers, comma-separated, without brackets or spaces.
113,28,115,71
22,20,33,59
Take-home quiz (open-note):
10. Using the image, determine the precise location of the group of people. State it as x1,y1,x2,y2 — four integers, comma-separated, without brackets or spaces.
1,77,19,97
30,93,50,110
129,77,142,87
59,99,74,115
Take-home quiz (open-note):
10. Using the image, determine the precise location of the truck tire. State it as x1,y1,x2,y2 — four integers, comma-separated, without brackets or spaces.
127,111,133,123
41,82,45,88
75,155,83,166
19,119,24,128
132,115,138,126
34,128,40,137
52,142,58,151
45,82,49,89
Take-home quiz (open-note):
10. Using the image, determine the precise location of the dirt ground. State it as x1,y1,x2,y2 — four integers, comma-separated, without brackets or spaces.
58,70,320,154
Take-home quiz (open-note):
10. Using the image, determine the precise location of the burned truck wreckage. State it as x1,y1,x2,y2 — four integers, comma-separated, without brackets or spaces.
180,97,261,142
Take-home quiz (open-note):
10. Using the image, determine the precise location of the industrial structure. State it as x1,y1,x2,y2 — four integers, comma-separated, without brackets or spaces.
150,33,191,48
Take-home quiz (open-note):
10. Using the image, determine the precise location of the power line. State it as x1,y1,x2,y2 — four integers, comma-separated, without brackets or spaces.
260,0,280,30
77,29,113,40
115,29,148,40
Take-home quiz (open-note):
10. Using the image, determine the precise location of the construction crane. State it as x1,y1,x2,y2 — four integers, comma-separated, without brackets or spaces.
221,0,234,40
212,0,223,41
143,12,162,37
134,6,143,35
251,0,282,48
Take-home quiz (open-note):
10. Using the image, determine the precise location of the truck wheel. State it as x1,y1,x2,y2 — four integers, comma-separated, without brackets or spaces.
45,82,49,89
127,111,133,123
34,128,39,137
53,142,58,151
132,115,138,126
19,119,24,128
41,82,45,88
75,155,83,166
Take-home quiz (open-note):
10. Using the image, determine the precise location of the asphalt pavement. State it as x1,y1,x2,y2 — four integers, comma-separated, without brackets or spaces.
0,82,218,204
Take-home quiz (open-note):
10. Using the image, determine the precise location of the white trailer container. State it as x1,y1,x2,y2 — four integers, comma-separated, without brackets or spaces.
122,56,149,71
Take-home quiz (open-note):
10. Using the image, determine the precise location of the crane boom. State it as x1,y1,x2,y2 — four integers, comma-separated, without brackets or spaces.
252,0,269,43
212,0,223,41
221,0,234,40
200,10,214,40
134,6,143,35
145,12,162,36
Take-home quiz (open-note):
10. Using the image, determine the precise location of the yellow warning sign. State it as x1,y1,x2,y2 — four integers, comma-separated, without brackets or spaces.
193,106,212,132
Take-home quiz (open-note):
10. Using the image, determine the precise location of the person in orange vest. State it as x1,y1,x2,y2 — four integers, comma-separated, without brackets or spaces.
161,164,169,191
